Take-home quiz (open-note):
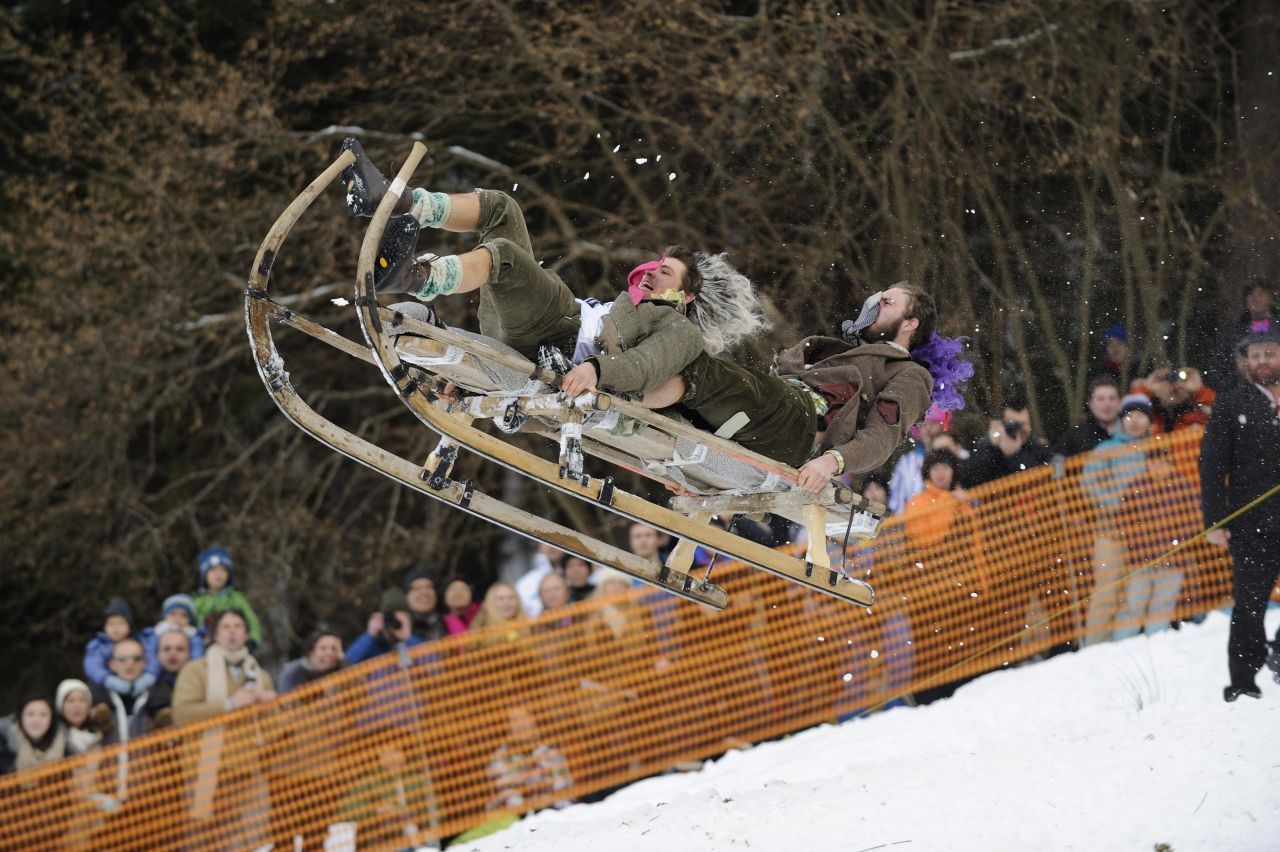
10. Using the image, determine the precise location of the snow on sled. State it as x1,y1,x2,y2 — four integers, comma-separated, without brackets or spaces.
246,144,884,610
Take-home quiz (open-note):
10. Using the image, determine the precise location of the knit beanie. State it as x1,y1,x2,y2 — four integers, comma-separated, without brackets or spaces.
102,597,136,633
161,593,197,624
1118,392,1153,418
55,679,91,715
196,546,234,589
379,587,411,613
402,566,434,592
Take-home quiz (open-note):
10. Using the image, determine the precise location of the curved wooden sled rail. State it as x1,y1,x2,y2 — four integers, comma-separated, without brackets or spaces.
244,150,728,609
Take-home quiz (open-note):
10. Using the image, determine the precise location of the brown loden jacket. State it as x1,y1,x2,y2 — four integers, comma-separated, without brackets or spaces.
776,337,933,474
591,295,703,394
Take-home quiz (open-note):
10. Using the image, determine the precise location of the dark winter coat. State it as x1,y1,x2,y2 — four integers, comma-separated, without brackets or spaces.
1198,383,1280,529
1053,415,1114,458
961,438,1053,489
90,684,154,747
775,338,934,475
409,611,446,643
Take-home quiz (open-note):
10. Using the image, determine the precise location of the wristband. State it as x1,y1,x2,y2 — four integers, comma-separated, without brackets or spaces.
824,449,845,475
586,358,601,379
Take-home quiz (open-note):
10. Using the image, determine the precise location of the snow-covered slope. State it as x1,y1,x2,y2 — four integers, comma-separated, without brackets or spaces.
462,610,1280,852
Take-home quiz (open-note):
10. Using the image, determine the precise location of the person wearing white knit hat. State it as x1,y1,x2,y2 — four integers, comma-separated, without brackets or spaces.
55,679,100,754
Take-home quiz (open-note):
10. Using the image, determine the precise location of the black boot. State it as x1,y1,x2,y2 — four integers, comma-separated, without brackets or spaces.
373,214,427,294
1223,681,1262,702
340,137,414,218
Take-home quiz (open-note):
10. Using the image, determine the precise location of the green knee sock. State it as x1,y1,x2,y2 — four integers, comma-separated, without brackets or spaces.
409,189,452,229
413,254,463,301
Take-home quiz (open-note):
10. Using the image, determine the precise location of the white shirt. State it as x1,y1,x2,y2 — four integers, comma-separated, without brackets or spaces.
573,298,614,365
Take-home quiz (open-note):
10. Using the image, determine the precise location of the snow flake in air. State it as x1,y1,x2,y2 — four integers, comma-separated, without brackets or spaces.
635,157,648,165
331,297,349,307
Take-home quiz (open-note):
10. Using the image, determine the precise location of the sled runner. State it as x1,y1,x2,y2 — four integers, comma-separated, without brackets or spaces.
246,144,884,609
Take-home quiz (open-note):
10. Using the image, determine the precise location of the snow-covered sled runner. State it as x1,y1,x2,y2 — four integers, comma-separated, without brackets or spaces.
244,148,729,609
347,143,883,607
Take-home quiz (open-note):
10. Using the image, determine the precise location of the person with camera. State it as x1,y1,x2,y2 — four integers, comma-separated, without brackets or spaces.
961,398,1053,489
1129,365,1215,435
346,589,425,666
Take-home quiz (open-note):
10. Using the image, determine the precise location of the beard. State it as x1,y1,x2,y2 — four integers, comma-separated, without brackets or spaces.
860,316,903,344
1247,361,1280,387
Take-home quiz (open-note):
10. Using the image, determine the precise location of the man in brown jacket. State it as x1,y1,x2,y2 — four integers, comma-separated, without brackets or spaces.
172,609,275,724
172,609,276,844
641,284,937,491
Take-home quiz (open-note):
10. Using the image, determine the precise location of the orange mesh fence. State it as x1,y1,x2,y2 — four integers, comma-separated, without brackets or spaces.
0,429,1257,849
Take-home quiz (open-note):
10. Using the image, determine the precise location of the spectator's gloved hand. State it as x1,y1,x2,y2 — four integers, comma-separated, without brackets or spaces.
91,702,113,733
132,672,157,695
103,674,132,695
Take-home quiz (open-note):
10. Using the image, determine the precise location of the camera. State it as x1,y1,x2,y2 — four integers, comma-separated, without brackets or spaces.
379,610,407,643
1002,419,1024,437
1162,368,1189,383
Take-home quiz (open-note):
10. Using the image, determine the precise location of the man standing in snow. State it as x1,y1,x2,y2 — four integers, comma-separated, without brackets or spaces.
1199,330,1280,702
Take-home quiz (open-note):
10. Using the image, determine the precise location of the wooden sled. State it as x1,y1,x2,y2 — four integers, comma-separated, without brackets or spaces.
340,142,885,603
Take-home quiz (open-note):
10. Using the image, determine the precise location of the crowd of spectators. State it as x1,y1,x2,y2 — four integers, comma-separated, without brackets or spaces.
2,282,1274,843
0,524,690,844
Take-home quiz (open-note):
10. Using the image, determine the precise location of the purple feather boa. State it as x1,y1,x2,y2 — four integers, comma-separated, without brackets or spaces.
909,333,974,413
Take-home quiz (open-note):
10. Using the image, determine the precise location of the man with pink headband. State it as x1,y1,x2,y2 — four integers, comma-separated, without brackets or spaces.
343,139,767,398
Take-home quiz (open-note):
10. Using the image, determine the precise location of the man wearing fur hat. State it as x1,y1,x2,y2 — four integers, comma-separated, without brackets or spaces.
343,139,767,398
1200,329,1280,702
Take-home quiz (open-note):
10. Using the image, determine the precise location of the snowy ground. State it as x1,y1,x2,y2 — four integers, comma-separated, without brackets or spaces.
461,609,1280,852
